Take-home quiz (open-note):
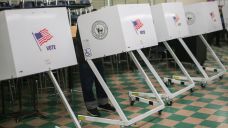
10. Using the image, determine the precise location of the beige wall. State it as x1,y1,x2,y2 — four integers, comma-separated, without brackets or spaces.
167,0,207,4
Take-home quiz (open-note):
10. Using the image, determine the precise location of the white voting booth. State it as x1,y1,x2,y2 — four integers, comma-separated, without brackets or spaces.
222,4,228,31
150,2,195,105
175,1,226,87
0,8,81,128
78,4,165,126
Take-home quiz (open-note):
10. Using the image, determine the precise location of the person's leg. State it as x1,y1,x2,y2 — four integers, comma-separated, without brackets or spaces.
94,61,108,106
79,63,97,110
94,61,115,112
215,31,221,47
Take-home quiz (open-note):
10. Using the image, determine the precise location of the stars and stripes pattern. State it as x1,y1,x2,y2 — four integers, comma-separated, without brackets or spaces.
132,19,144,30
33,28,53,46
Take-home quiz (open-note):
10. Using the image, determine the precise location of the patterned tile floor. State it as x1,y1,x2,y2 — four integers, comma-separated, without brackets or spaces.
0,41,228,128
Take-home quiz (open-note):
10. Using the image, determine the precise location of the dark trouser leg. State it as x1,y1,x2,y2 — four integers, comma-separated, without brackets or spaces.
94,61,108,105
79,63,97,109
215,31,221,47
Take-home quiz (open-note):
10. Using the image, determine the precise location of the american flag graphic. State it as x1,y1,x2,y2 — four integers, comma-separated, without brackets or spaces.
33,28,53,46
210,12,216,22
173,15,180,23
132,19,144,30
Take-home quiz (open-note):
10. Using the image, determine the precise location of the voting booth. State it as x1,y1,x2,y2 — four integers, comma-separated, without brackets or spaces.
0,8,81,128
0,8,77,81
151,2,189,42
222,4,228,31
150,2,195,105
78,4,158,60
185,1,223,36
78,4,164,126
172,1,227,87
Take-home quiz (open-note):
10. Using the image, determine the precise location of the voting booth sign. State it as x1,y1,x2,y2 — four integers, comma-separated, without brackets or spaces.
151,2,189,42
0,8,77,81
185,1,223,36
77,4,158,60
222,4,228,31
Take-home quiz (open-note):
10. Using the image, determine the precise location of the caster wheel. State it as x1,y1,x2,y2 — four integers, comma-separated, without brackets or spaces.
166,100,173,106
200,83,207,88
158,110,163,115
219,75,223,80
130,100,135,106
190,88,194,93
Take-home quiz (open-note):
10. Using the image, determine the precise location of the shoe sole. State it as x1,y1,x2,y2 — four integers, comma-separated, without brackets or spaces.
97,107,116,112
87,111,100,117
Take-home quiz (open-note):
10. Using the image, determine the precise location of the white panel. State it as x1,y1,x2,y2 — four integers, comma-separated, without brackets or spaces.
118,4,158,50
0,11,17,80
184,1,223,36
206,1,223,33
78,4,158,60
0,8,77,80
151,2,189,42
222,4,228,30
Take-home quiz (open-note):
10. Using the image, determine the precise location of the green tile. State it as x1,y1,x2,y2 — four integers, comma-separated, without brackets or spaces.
143,117,163,124
191,92,204,97
152,124,170,128
214,110,228,117
200,120,220,128
177,99,193,104
191,112,210,119
217,96,228,101
163,107,179,113
209,91,224,96
197,98,213,103
15,124,33,128
205,104,223,109
167,114,187,121
65,122,76,128
174,122,195,128
183,105,201,111
39,122,58,128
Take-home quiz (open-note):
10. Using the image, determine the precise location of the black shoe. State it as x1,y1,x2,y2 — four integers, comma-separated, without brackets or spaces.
87,108,101,117
98,104,116,112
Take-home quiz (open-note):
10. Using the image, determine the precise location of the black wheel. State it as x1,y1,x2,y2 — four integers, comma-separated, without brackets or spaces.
219,75,223,80
158,110,163,115
166,100,173,106
190,88,194,93
200,83,207,88
130,100,135,106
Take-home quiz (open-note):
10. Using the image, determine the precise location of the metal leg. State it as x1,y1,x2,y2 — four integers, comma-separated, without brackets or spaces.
137,49,195,99
47,70,81,128
87,60,128,122
178,38,209,79
78,58,164,126
199,35,226,71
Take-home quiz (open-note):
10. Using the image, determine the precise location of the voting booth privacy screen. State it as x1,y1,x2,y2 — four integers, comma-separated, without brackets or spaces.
78,4,158,60
0,8,77,81
185,1,223,36
151,2,189,42
222,4,228,30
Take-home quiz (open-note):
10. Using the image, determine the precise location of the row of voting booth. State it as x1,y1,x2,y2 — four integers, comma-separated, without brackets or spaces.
0,1,227,128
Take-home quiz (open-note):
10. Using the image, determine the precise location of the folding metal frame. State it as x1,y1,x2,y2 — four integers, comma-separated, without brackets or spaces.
168,36,226,87
78,51,165,127
129,48,195,105
48,70,82,128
